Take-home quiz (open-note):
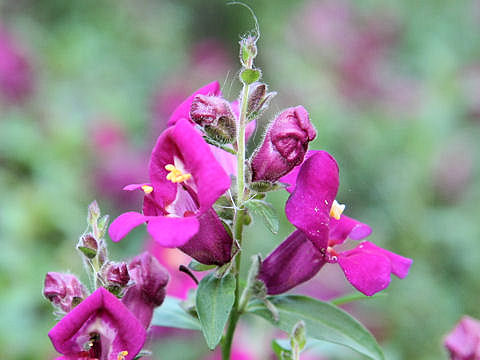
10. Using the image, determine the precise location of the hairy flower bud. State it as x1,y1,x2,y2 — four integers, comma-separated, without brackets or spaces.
122,252,169,328
247,82,276,120
103,261,130,296
77,233,98,259
43,272,88,313
250,106,316,183
190,94,237,143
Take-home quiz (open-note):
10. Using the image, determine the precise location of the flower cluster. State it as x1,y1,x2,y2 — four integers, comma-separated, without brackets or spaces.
46,33,412,359
109,78,412,299
44,203,169,360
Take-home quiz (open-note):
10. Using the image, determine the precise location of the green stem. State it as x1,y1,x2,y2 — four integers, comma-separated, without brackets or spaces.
222,78,250,360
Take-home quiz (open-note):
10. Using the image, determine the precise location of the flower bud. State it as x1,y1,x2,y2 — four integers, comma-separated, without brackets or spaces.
122,252,169,328
77,233,98,259
239,35,258,68
43,272,88,313
250,106,316,183
247,83,276,120
103,262,130,296
190,94,237,144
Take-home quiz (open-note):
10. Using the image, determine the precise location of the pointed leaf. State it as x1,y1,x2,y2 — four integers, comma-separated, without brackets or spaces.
188,259,217,272
245,199,279,234
247,295,384,360
196,273,236,349
151,296,201,331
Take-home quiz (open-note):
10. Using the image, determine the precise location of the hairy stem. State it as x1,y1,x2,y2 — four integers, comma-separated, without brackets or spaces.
222,78,250,360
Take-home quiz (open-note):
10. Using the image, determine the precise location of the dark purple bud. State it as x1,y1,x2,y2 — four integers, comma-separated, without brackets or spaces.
43,272,88,313
103,262,131,297
247,83,276,120
250,106,316,183
77,233,98,259
122,252,169,328
190,94,237,143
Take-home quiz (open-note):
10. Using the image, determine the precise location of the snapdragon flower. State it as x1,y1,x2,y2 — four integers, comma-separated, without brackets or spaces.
109,118,232,265
48,287,146,360
259,150,412,296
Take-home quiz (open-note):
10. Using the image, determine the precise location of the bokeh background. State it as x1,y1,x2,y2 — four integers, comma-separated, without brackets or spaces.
1,0,480,359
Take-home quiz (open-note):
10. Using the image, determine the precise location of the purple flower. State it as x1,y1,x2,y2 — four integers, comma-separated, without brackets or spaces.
109,118,232,265
259,150,412,296
250,106,316,183
444,316,480,360
122,252,169,329
0,24,33,104
48,287,146,360
43,273,88,313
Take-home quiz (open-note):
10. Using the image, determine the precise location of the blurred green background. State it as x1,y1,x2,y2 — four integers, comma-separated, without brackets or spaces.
1,0,479,359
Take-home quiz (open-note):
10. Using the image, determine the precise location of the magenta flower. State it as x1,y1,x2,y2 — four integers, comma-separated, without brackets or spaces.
250,106,316,183
444,316,480,360
0,24,33,104
109,118,232,265
48,287,146,360
259,150,412,296
44,272,88,313
122,252,169,329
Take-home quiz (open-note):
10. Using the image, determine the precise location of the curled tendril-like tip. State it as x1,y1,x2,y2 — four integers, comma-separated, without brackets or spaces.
227,1,260,40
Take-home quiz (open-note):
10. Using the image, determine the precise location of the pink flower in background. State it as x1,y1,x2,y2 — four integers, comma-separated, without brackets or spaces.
89,118,148,208
444,316,480,360
289,0,420,112
0,23,33,104
152,39,233,132
148,242,199,300
49,287,146,360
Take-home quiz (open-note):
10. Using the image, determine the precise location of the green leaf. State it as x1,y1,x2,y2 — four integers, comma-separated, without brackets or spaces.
330,292,387,306
245,199,279,234
247,295,385,360
151,296,201,331
196,273,236,350
240,68,261,85
188,259,217,272
272,339,292,359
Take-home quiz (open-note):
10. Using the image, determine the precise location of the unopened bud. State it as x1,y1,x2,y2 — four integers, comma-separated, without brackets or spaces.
291,320,307,351
103,262,130,296
190,95,237,144
250,106,316,182
240,35,258,68
87,200,100,226
43,272,88,313
77,233,98,259
247,83,276,120
248,83,266,113
122,252,169,328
